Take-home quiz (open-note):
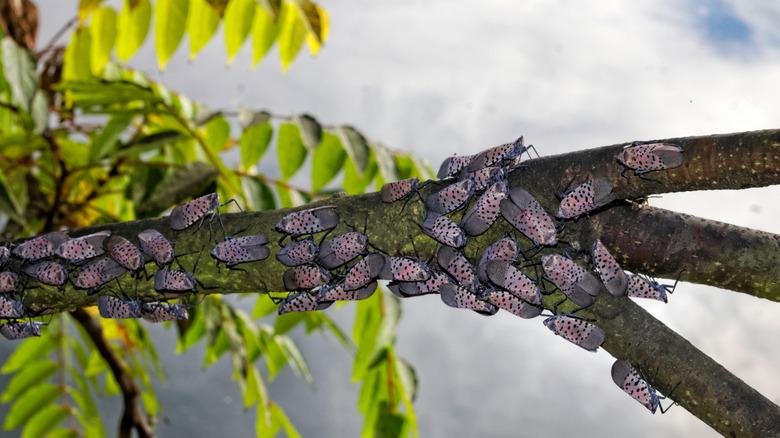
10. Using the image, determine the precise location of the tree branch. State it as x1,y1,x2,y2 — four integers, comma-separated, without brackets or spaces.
70,309,154,438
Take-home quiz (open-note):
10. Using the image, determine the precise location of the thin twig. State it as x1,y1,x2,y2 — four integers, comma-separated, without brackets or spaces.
36,16,77,58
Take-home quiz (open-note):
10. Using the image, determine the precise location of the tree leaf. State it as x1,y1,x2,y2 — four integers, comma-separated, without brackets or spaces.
259,0,281,19
295,113,322,149
251,5,279,66
63,26,92,82
240,122,273,170
293,0,322,50
242,177,276,211
155,0,189,70
224,0,256,64
277,122,307,180
78,0,104,21
188,0,220,59
251,295,277,319
3,383,59,430
1,37,37,110
30,91,48,134
1,335,53,374
201,114,230,153
372,143,397,182
343,154,377,195
1,361,57,403
305,4,328,55
89,6,118,75
116,0,151,62
277,1,307,71
89,113,133,161
311,131,345,192
336,126,370,173
270,403,301,438
20,404,69,438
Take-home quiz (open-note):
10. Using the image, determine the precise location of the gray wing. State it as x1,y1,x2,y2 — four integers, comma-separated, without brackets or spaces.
591,178,616,208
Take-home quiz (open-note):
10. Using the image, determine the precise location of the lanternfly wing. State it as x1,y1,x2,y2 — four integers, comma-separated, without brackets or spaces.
461,180,508,236
467,136,524,172
467,166,505,192
541,254,597,307
55,231,111,263
437,155,473,179
477,236,519,283
319,281,377,302
0,296,24,318
138,229,174,266
611,359,661,413
543,315,605,351
556,178,615,219
98,295,142,319
153,269,196,293
379,256,431,282
141,302,189,322
170,193,220,231
503,187,558,246
388,271,450,298
437,246,477,287
13,231,69,261
439,283,498,316
278,291,333,314
626,274,668,302
106,235,144,272
211,234,270,266
481,288,541,319
23,261,68,286
275,206,339,237
425,179,475,215
421,213,467,248
0,321,43,340
283,264,332,291
617,143,684,172
277,238,319,266
75,258,127,290
317,231,368,269
0,271,19,293
343,254,386,290
592,239,628,296
381,178,419,203
486,261,541,305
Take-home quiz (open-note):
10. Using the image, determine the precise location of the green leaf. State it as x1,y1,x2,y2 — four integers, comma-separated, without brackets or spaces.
224,0,256,63
343,155,377,195
155,0,189,69
277,1,307,71
292,0,321,43
89,6,118,75
176,305,206,353
20,404,69,438
251,5,279,66
202,114,230,153
240,122,273,170
141,390,159,416
30,91,48,134
44,429,79,438
89,113,133,161
336,126,370,173
270,403,301,438
372,143,397,182
78,0,104,21
1,37,36,110
243,366,267,408
243,177,276,211
116,0,151,61
63,27,92,82
187,0,220,58
0,168,24,218
251,295,277,319
394,154,415,180
2,336,53,374
311,131,346,192
277,122,307,180
295,113,322,149
1,361,57,403
3,383,59,430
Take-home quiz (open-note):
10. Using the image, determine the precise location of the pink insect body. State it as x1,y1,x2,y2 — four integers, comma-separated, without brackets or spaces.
543,315,605,351
170,193,220,231
106,236,144,272
461,180,508,236
439,283,498,315
277,238,319,266
0,321,42,339
481,288,541,319
343,254,385,290
486,261,542,305
98,295,142,319
55,231,111,263
0,296,24,318
211,234,270,266
437,155,473,179
141,302,189,322
592,239,628,297
278,292,332,314
502,188,557,246
275,206,339,237
425,179,475,215
467,136,525,172
13,231,69,261
477,237,519,283
468,167,505,192
0,272,18,293
541,254,600,307
138,229,174,266
437,247,477,287
24,261,68,287
626,274,669,303
318,232,368,269
556,178,615,219
75,258,126,290
381,178,419,203
422,213,467,248
389,271,450,297
611,360,661,413
283,264,332,291
617,143,684,175
319,282,377,302
380,256,431,282
153,269,196,292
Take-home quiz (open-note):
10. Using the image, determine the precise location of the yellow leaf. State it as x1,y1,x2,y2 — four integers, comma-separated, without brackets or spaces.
63,26,92,81
278,2,306,71
188,0,220,59
116,0,151,61
89,6,118,75
251,4,279,66
78,0,103,21
224,0,257,64
155,0,189,70
305,5,328,55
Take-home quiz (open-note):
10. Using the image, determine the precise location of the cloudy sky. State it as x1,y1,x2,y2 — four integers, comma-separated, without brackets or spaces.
28,0,780,436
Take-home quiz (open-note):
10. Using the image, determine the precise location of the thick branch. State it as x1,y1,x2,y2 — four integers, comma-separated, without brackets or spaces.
585,205,780,301
70,309,153,438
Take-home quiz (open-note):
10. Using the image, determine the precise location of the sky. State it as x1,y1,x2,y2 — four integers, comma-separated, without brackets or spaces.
21,0,780,437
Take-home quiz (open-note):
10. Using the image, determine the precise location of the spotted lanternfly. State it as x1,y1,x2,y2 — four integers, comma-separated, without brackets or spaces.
275,206,339,237
543,315,605,352
617,142,684,178
153,269,196,293
477,236,519,283
13,231,69,261
278,291,332,314
381,178,420,203
138,229,174,267
556,178,615,220
626,274,675,303
461,180,508,236
467,136,525,172
437,155,473,179
481,288,541,319
23,261,68,287
501,187,557,246
379,256,431,282
0,272,19,294
425,179,475,215
170,193,221,231
141,302,189,322
388,271,450,298
439,283,498,316
211,234,270,267
75,258,127,291
98,295,142,319
486,261,542,305
106,235,145,272
611,360,666,414
437,246,477,287
277,238,319,266
343,254,386,290
55,231,111,263
0,296,24,318
283,264,332,291
541,254,600,307
318,231,368,269
0,321,43,340
421,213,467,248
467,166,505,192
319,281,377,302
0,246,9,267
592,239,628,297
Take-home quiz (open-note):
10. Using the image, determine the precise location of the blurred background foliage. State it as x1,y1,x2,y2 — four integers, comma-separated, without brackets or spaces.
0,0,431,436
